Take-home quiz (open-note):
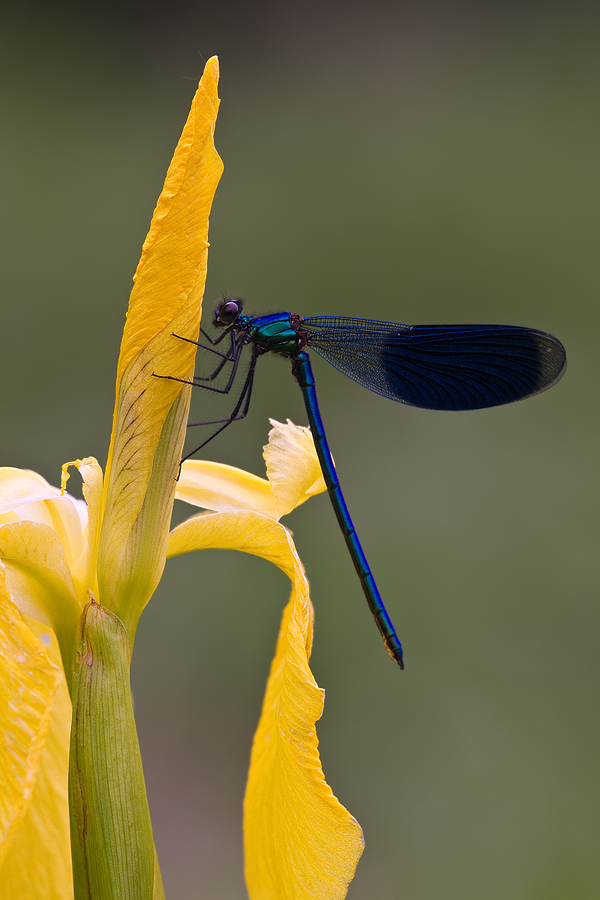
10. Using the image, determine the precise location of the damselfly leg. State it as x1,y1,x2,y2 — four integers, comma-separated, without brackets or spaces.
181,346,258,463
153,330,258,468
154,330,243,394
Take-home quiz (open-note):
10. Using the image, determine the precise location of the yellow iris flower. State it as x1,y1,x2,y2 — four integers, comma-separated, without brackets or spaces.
0,58,363,898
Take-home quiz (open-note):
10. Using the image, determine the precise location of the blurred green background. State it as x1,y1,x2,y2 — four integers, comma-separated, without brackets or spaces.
2,1,598,897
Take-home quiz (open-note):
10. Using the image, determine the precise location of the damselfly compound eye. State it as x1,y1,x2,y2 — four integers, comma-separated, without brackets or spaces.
215,298,243,326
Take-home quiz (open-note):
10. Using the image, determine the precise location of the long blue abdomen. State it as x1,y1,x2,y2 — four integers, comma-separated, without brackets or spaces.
292,351,404,668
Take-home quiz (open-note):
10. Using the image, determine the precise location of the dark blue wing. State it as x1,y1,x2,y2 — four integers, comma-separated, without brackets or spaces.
301,317,566,411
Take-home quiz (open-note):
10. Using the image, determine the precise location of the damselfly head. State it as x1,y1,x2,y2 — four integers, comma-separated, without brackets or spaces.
214,297,244,327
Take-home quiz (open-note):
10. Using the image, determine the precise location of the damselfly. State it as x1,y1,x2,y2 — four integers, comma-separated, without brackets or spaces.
158,298,566,669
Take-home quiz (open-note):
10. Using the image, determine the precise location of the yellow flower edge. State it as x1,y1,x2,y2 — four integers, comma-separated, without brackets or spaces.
168,510,364,899
176,419,326,520
0,572,67,893
243,526,364,900
116,55,222,384
0,625,72,900
98,57,223,627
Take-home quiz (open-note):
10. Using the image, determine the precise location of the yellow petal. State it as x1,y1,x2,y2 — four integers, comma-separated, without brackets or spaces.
177,461,281,518
61,458,103,596
168,510,294,575
176,419,327,522
0,468,85,573
98,58,223,631
0,620,72,900
101,390,191,642
0,571,62,877
167,512,363,898
244,530,364,900
0,467,62,510
264,419,327,516
0,522,81,684
115,57,223,386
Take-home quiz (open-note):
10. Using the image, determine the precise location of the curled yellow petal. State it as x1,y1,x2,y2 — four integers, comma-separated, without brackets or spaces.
0,571,62,876
61,458,103,596
264,419,326,516
167,511,363,898
176,420,327,522
98,57,223,632
168,510,294,576
177,461,281,518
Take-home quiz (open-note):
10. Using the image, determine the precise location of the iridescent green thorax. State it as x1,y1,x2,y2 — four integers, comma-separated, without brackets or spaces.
248,312,305,357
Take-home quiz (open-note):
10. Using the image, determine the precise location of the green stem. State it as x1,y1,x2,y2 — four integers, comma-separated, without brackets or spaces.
68,599,158,900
